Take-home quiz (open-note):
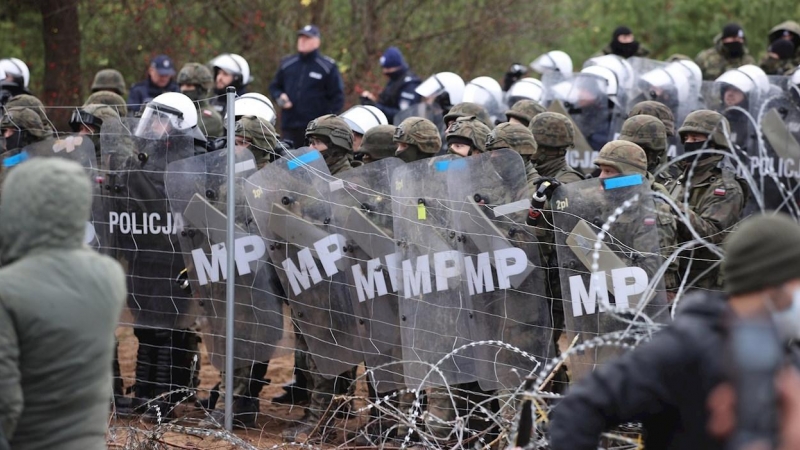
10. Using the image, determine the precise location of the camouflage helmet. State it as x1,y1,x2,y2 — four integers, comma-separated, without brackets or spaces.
443,102,493,129
446,116,491,152
505,99,546,127
485,122,538,155
91,69,127,96
357,124,397,161
594,140,648,176
619,115,667,171
5,94,52,132
305,114,354,152
0,107,50,139
627,101,675,137
71,104,120,132
677,109,731,150
84,91,127,118
528,112,574,149
235,115,278,153
177,63,214,94
393,117,441,154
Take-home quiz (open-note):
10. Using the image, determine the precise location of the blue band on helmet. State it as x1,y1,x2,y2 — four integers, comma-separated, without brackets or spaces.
287,150,321,170
434,158,467,172
603,173,643,189
3,151,29,168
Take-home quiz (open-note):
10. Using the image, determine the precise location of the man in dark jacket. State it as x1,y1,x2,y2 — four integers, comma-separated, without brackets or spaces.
127,54,179,114
359,46,421,124
549,213,800,450
0,158,126,450
269,25,345,148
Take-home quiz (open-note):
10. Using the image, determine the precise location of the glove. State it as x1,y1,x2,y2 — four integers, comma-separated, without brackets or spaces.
503,62,528,91
532,177,562,199
359,95,376,106
176,268,191,294
526,178,561,226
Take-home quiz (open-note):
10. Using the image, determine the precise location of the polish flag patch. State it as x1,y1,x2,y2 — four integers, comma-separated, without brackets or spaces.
643,217,656,226
713,188,726,196
203,110,213,117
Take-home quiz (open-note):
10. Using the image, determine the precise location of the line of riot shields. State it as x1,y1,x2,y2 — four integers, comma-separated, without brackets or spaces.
4,86,798,413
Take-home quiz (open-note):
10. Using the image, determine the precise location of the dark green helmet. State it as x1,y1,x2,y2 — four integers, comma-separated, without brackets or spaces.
4,94,53,134
305,114,354,152
177,63,214,94
84,91,127,118
235,115,278,151
678,109,731,150
619,115,667,171
91,69,127,96
358,124,397,161
485,122,537,155
443,102,493,129
0,108,51,139
505,99,546,127
446,116,491,152
594,140,648,176
529,112,574,149
394,117,441,154
628,101,676,137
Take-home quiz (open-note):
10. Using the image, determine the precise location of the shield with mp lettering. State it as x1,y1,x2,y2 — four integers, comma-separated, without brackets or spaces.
165,149,285,370
551,176,669,381
244,147,363,378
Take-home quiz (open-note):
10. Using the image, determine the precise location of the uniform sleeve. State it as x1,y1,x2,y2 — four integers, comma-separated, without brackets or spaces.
268,65,285,101
326,64,345,114
0,306,22,441
376,83,420,124
549,327,690,450
676,180,744,244
127,85,144,114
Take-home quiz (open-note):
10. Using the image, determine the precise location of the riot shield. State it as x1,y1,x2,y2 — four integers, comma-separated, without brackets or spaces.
449,149,554,391
100,118,198,329
551,176,669,381
165,149,285,370
391,155,477,388
561,72,612,151
327,157,407,393
244,148,363,378
756,94,800,213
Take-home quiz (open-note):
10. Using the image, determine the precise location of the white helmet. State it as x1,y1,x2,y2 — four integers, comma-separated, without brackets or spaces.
580,65,618,97
210,53,251,86
530,51,573,76
792,68,800,86
134,92,198,139
640,61,699,103
506,78,545,106
583,54,634,91
415,72,465,105
462,76,504,117
339,105,388,135
0,58,30,88
227,92,276,125
715,64,770,97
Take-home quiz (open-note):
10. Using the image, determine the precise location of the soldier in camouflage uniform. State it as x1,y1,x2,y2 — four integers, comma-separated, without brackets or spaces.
505,99,546,127
0,108,52,156
669,110,746,290
486,121,540,181
233,115,279,170
628,100,676,137
355,124,396,163
281,114,357,442
393,116,441,163
761,21,800,68
524,112,585,390
445,115,491,156
177,63,224,138
760,38,797,76
69,103,120,160
442,102,493,130
619,115,673,185
90,68,127,97
594,139,680,295
695,23,756,80
84,90,128,118
4,94,56,137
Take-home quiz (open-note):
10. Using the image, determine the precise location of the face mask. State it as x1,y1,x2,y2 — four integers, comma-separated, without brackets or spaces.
682,141,708,154
611,40,640,58
723,41,745,58
181,88,204,102
770,289,800,341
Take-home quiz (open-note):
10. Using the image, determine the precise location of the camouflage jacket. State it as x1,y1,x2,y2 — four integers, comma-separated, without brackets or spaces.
196,100,224,139
695,40,756,81
648,174,680,291
758,54,798,76
328,154,353,175
667,155,746,289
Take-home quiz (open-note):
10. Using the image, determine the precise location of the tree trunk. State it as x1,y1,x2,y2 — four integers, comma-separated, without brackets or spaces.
38,0,81,130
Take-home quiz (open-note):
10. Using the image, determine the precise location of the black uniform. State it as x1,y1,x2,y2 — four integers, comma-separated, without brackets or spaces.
363,68,421,123
127,78,179,115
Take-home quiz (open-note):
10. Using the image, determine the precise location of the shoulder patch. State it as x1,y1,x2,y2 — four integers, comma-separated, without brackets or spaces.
322,55,336,64
315,57,333,75
202,109,213,117
713,188,726,196
280,55,300,70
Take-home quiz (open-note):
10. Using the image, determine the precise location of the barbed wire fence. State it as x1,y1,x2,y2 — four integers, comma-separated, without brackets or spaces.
2,86,800,449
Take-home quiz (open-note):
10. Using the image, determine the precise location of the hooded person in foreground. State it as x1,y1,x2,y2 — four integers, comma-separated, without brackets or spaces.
0,158,126,450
